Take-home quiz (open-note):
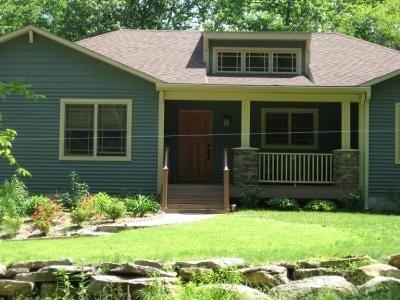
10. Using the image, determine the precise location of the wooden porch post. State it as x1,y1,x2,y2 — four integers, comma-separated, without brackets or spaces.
341,101,351,149
223,148,230,211
241,99,251,148
161,147,169,210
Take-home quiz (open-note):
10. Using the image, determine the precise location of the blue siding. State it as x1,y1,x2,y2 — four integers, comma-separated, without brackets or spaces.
0,34,158,194
369,75,400,201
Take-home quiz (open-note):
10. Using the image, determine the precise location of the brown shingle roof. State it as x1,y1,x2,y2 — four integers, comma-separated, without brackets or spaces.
77,29,400,86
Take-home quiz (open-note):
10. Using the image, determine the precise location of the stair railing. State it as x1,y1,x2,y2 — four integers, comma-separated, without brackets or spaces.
223,148,230,211
161,147,169,210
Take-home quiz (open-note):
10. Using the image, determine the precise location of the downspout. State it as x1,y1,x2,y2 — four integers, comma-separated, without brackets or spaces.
364,89,371,210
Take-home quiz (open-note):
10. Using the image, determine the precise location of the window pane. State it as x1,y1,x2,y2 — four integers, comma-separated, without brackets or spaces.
273,53,297,73
265,113,289,145
245,52,269,72
217,52,241,72
291,113,315,145
97,104,127,156
65,104,94,155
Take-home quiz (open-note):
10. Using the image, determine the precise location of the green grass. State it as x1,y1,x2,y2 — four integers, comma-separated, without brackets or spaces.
1,210,399,264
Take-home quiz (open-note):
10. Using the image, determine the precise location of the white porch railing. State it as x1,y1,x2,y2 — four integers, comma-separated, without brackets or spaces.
258,152,333,184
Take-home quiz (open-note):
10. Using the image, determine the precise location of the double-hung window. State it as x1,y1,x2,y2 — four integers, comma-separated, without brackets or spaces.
214,48,300,74
60,99,132,161
261,108,318,149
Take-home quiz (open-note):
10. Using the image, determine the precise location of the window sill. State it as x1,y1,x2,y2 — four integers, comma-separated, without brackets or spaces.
59,155,131,162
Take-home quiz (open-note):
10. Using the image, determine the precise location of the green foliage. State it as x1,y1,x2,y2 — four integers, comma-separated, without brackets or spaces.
303,199,338,212
70,208,90,227
31,200,62,235
238,185,262,208
124,194,161,217
71,196,97,226
0,176,28,217
0,215,22,238
338,190,364,211
137,279,170,300
23,195,49,216
190,267,242,285
267,197,300,211
61,171,89,209
93,193,126,222
54,267,90,300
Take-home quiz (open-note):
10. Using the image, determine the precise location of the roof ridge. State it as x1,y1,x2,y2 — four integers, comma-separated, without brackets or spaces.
333,32,400,55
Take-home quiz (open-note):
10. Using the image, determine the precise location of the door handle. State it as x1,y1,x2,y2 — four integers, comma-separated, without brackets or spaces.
207,144,211,160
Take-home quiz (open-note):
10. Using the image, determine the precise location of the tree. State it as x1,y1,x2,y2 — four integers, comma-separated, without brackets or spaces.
0,81,44,177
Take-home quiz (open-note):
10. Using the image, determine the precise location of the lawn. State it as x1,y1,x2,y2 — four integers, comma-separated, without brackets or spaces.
1,210,399,264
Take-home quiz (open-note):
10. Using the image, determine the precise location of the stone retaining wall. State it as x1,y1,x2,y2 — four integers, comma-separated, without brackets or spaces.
1,254,400,299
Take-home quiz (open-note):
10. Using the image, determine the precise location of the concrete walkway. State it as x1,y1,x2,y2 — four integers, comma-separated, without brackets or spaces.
94,213,218,233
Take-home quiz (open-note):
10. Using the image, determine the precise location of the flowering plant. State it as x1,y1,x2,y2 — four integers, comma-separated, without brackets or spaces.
31,200,62,234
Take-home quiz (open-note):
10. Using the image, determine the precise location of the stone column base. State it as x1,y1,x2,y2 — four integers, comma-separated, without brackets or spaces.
332,149,359,189
233,147,260,185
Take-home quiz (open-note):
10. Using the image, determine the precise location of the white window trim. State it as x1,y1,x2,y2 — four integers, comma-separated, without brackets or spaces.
59,98,132,161
395,103,400,164
261,108,319,149
213,47,302,75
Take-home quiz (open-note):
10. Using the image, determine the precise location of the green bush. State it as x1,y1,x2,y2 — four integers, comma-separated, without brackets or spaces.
92,193,113,213
124,194,160,217
0,215,22,238
23,195,49,216
0,176,29,217
61,171,89,209
93,193,125,222
339,190,364,211
267,197,300,211
239,185,262,208
304,199,338,212
71,208,90,226
31,200,62,235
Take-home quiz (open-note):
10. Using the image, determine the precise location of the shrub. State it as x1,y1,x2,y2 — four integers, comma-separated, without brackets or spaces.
303,199,338,212
0,215,22,238
101,199,126,222
61,171,89,209
267,197,300,211
190,267,242,285
31,200,62,235
71,208,90,226
71,195,98,226
92,193,113,214
23,195,49,216
124,194,160,217
338,190,364,211
238,185,262,208
0,175,29,217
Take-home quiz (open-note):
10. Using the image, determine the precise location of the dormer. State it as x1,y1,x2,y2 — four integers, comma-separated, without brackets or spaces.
202,32,311,76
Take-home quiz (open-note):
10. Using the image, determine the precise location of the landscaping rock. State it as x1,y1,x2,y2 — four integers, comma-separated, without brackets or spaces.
358,276,400,298
297,261,320,269
98,262,122,272
95,224,128,233
293,268,344,280
350,263,400,285
174,258,246,270
39,283,57,298
39,265,93,274
319,256,375,269
389,253,400,269
177,267,213,282
0,268,30,279
10,259,73,271
241,265,289,288
15,271,57,283
109,263,176,277
269,276,357,299
202,284,270,299
0,265,6,277
87,275,177,296
0,280,34,296
134,259,165,270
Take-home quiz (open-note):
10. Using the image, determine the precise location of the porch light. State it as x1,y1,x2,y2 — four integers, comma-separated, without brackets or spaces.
223,115,232,128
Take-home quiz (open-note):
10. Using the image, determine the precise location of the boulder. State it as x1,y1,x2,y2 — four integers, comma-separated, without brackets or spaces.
87,275,178,296
297,261,320,269
293,268,344,280
201,284,270,299
319,256,375,269
241,265,289,288
177,267,213,282
0,268,30,279
358,276,400,298
10,259,73,271
134,259,165,270
269,276,357,299
98,262,122,273
0,280,34,296
0,265,6,277
15,271,57,283
39,265,93,274
39,283,58,298
350,263,400,285
389,253,400,269
109,263,176,277
174,258,246,270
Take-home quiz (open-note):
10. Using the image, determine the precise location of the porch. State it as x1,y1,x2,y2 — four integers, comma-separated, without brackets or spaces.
157,90,367,212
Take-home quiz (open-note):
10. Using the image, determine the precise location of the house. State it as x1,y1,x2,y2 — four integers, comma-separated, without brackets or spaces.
0,26,400,212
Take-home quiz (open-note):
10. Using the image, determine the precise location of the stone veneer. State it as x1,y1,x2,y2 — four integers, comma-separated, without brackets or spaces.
232,148,259,185
332,149,360,189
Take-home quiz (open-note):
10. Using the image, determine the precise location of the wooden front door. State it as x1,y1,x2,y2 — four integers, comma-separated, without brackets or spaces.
178,110,213,182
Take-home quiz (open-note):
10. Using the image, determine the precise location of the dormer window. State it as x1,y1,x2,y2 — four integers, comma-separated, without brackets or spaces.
214,47,301,75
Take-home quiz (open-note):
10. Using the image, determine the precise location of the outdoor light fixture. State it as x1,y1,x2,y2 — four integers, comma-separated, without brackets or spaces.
223,115,231,128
